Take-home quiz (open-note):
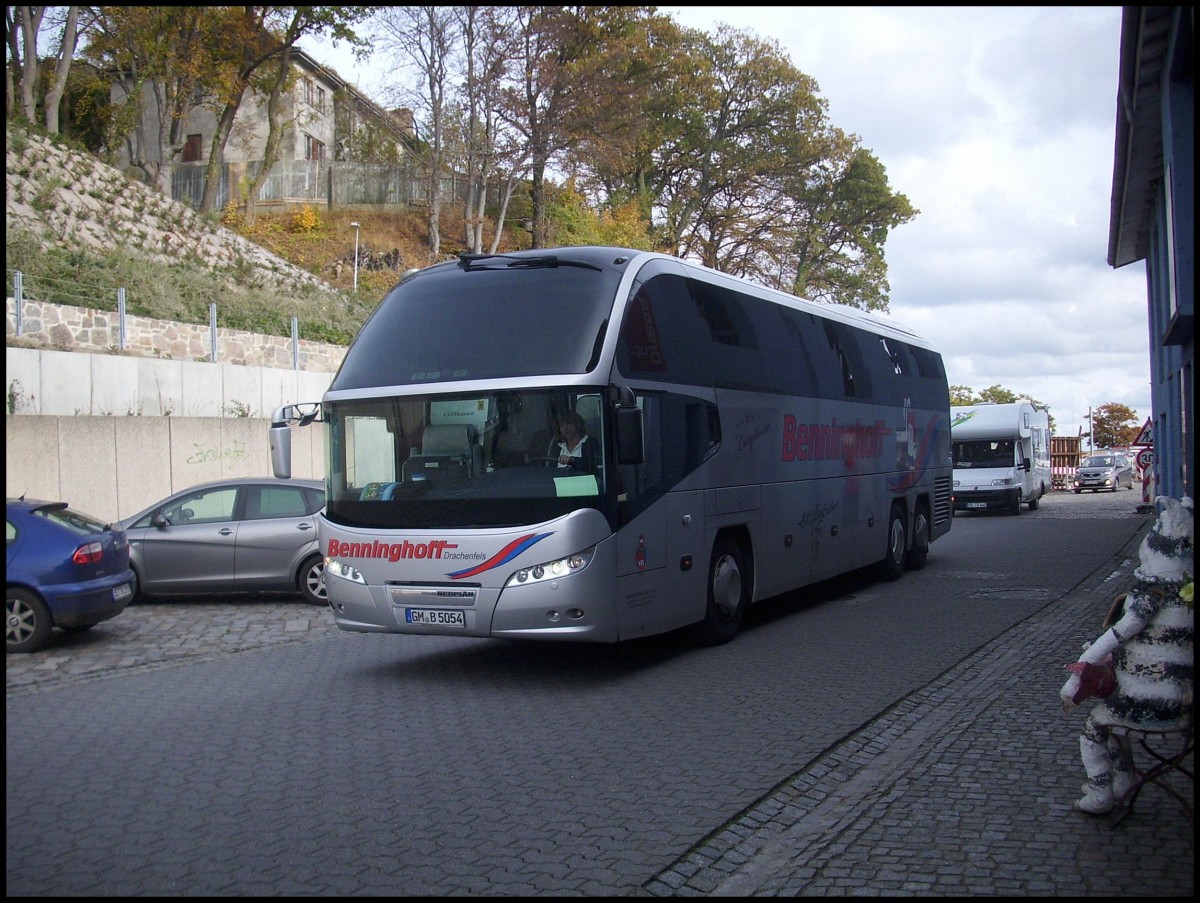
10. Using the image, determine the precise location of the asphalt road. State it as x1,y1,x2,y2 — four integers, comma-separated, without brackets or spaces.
6,488,1156,895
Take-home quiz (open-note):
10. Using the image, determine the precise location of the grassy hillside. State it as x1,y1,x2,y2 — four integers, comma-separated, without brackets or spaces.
4,123,521,347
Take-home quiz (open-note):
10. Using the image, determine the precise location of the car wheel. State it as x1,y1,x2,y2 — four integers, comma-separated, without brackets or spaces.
878,503,907,581
907,503,930,570
1073,489,1081,494
7,588,53,654
299,555,327,606
692,534,747,646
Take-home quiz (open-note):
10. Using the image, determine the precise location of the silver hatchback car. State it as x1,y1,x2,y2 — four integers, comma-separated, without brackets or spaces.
116,478,327,604
1072,453,1134,493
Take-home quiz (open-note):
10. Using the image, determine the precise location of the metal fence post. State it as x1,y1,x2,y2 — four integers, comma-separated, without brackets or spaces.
117,287,127,350
209,302,218,362
13,270,23,336
291,316,299,370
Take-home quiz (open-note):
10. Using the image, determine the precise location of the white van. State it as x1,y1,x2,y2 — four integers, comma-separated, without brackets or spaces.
951,402,1052,514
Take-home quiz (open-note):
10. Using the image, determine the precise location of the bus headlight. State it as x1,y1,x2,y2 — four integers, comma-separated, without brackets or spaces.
991,478,1013,486
507,547,595,587
326,559,365,584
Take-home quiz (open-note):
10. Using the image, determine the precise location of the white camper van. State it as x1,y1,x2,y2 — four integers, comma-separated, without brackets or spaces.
950,402,1052,514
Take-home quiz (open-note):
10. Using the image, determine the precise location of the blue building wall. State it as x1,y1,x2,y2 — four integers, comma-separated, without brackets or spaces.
1109,7,1194,501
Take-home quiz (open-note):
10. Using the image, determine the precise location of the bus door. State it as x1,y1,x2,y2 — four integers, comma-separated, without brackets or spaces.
807,474,857,582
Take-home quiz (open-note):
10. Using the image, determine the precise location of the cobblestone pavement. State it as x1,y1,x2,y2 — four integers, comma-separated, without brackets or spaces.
637,494,1195,897
5,596,338,694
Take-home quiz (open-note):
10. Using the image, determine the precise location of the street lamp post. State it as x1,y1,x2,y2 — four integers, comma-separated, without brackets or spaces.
350,222,360,294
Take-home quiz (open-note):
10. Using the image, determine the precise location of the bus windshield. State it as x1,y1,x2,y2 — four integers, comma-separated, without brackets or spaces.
324,389,613,530
330,255,624,391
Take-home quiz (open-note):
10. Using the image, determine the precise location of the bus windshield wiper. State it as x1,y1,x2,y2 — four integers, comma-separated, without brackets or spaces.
457,253,601,272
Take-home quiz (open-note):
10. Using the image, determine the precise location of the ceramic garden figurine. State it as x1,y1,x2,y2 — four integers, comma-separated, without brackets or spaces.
1060,495,1194,815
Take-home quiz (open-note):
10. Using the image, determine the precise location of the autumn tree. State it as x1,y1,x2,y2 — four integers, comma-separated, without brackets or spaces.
187,6,368,215
7,5,80,134
83,6,221,194
1090,402,1139,449
498,6,652,249
573,22,915,310
239,7,371,225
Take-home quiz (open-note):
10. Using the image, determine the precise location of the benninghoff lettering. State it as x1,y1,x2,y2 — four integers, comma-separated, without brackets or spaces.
327,539,459,562
781,415,889,463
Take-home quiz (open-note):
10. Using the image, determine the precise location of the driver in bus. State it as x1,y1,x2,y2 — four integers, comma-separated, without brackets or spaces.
555,411,596,473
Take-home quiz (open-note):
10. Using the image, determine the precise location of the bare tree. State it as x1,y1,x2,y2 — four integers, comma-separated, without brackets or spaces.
6,5,46,124
41,5,78,134
375,6,457,260
452,5,525,253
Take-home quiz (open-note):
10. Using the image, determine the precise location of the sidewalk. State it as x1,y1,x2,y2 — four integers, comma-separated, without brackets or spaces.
640,518,1194,897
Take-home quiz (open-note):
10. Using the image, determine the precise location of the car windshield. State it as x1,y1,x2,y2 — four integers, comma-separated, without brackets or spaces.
1083,456,1115,467
953,439,1014,469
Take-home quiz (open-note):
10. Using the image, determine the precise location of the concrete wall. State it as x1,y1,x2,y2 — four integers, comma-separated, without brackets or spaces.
5,302,346,522
5,346,334,523
6,346,333,418
6,414,326,524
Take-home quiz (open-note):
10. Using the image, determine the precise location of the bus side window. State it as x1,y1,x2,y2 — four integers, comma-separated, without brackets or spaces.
616,268,711,387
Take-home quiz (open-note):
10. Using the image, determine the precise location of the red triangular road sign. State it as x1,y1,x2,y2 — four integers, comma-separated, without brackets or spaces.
1131,417,1152,447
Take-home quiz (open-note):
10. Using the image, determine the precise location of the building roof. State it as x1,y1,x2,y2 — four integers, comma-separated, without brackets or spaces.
1107,6,1175,269
291,47,420,151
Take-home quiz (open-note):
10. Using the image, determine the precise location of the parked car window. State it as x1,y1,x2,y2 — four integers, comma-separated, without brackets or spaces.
246,486,310,520
161,487,238,526
303,488,326,514
32,505,109,535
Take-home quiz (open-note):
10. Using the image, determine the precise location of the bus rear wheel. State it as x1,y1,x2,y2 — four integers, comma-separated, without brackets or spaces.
693,534,747,646
878,503,907,581
907,504,930,571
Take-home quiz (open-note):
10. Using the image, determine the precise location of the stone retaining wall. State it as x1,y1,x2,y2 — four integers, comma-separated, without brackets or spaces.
6,296,347,372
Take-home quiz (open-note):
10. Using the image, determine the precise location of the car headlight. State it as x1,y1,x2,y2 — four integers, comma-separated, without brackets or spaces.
991,478,1013,486
506,547,595,588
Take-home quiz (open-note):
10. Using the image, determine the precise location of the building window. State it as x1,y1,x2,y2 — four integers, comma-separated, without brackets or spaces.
182,134,202,163
304,78,326,114
305,134,325,161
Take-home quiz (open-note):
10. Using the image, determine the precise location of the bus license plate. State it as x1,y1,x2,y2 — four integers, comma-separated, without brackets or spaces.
405,608,466,628
967,502,987,509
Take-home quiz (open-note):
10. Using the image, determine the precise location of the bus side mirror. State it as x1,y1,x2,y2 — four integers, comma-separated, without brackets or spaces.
1022,459,1031,473
269,408,293,479
615,405,643,465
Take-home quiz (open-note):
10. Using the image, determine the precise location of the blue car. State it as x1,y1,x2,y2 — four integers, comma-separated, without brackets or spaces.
6,498,137,653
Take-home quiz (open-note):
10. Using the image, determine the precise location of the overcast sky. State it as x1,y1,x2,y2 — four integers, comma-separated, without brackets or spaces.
300,6,1149,439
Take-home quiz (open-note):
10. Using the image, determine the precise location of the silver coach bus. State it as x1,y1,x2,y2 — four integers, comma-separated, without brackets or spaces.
270,247,953,645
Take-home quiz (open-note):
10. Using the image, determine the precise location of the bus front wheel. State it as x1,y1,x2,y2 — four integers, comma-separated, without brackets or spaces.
693,534,747,646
